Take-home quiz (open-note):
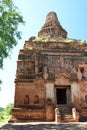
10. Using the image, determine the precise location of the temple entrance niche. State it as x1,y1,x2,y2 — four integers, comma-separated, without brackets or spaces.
56,88,66,104
55,85,71,105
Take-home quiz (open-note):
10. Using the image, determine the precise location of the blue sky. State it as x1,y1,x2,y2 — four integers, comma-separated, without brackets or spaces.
0,0,87,107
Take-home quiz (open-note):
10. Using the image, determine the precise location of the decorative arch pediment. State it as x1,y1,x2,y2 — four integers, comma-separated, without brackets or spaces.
46,56,78,81
55,69,70,79
59,56,77,74
55,69,71,85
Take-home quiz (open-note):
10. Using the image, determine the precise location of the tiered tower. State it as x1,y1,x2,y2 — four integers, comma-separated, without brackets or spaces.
10,12,87,123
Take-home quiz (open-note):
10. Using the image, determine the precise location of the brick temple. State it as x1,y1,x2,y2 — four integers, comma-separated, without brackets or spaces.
10,12,87,122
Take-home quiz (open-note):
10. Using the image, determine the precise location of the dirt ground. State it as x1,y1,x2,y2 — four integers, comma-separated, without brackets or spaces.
0,122,87,130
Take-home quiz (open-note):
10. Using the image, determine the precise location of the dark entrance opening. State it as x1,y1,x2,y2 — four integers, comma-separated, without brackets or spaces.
56,88,66,104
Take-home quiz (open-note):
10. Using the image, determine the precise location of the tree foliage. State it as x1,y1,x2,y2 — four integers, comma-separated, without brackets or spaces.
0,103,13,125
5,103,13,114
0,0,24,69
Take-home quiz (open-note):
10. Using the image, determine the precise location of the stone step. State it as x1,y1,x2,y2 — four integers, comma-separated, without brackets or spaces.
56,105,75,122
58,105,72,113
61,114,73,117
60,110,71,114
61,114,75,122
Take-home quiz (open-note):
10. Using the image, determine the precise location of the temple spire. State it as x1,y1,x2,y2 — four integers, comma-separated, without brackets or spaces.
38,11,67,38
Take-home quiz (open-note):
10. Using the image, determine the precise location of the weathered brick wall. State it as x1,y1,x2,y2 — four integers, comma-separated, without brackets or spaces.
46,104,55,121
80,109,87,118
12,108,46,121
14,80,46,107
79,81,87,109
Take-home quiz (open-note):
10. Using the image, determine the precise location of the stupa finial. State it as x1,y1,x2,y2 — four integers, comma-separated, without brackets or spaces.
38,11,67,38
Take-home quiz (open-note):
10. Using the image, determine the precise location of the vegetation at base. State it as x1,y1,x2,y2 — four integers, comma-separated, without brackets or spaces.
0,103,13,125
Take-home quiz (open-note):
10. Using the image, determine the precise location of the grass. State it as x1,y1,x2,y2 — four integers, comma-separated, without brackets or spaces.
0,110,11,126
0,115,11,126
